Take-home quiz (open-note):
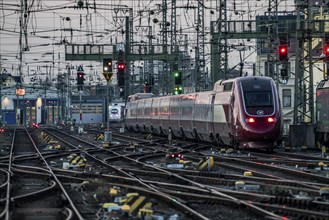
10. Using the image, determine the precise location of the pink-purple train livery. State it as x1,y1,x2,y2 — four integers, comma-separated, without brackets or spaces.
125,76,283,149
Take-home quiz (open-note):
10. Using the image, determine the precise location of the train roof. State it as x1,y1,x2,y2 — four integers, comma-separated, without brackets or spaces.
213,76,273,92
127,93,155,101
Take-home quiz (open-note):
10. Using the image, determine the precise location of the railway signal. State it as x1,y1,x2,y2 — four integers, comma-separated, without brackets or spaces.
117,61,125,87
76,65,84,90
102,58,113,81
278,45,288,61
77,72,84,84
324,44,329,62
174,85,183,95
173,70,182,85
117,62,126,73
103,58,113,73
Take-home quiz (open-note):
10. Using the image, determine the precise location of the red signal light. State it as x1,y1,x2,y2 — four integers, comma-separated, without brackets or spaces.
117,62,125,70
169,153,183,159
279,47,287,54
324,45,329,55
278,45,288,61
324,44,329,61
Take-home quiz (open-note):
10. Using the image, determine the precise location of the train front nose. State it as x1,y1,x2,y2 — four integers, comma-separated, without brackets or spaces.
242,116,281,138
237,116,281,148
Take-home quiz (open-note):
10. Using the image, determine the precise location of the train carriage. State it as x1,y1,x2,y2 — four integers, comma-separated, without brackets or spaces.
315,80,329,145
125,76,282,149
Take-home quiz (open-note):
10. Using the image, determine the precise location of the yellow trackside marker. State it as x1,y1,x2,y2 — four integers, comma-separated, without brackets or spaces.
138,208,153,216
141,202,152,210
54,144,61,149
235,181,246,190
126,193,139,198
98,134,103,140
198,156,214,171
129,196,146,215
235,181,245,185
71,156,81,165
244,171,253,176
121,204,130,212
109,188,118,196
318,162,327,167
47,138,53,143
102,203,118,209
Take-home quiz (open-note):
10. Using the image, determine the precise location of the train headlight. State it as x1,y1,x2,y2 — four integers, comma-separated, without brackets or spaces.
267,117,276,123
245,117,255,123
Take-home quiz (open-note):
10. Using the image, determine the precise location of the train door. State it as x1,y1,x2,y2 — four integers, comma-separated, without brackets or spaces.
159,97,170,133
208,93,215,137
150,98,160,133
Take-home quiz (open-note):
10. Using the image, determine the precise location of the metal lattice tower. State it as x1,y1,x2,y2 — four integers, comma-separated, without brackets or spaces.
170,0,177,53
294,0,314,124
195,0,206,91
162,0,168,54
125,8,134,99
217,0,228,80
266,0,279,81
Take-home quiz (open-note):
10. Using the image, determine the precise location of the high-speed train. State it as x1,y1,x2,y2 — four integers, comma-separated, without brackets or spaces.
109,105,124,123
125,76,282,149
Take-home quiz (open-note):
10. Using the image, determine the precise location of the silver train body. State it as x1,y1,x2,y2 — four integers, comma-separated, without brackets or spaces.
109,105,124,123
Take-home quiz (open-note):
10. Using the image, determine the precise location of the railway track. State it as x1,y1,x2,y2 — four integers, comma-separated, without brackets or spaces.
0,128,83,219
51,126,327,219
1,126,328,219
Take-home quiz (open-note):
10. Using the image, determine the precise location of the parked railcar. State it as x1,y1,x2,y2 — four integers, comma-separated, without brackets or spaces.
315,79,329,145
125,76,282,149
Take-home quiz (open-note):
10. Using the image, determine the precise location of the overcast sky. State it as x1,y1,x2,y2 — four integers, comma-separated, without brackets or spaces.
0,0,295,83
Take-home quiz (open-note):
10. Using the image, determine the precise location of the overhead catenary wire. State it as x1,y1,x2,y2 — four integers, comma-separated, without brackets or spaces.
0,0,296,80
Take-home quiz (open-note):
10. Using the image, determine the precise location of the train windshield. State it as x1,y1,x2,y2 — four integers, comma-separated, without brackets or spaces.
244,92,273,107
111,109,119,114
241,79,273,108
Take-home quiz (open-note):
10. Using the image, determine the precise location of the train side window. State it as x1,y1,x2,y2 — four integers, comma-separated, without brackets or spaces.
223,82,233,91
153,108,158,116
